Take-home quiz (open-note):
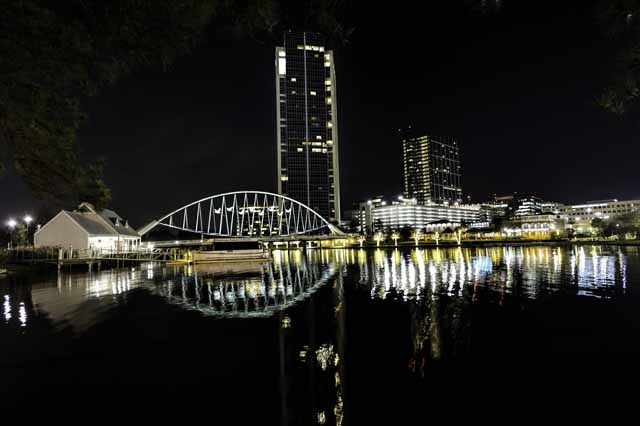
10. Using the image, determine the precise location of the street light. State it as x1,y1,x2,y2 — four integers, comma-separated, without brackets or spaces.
6,219,17,249
24,215,33,246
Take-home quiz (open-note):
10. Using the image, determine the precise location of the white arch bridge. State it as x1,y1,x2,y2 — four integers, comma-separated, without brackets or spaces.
138,191,344,240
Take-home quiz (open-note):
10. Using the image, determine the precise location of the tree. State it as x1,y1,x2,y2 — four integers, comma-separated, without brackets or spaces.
591,218,607,237
77,158,112,211
1,0,221,207
614,212,640,239
597,0,640,113
399,225,413,240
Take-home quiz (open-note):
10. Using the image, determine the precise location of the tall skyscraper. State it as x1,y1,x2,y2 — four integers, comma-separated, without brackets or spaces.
401,127,462,205
275,31,341,223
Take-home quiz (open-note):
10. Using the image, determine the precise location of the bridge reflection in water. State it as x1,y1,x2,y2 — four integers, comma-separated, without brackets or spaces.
2,245,637,424
151,250,339,318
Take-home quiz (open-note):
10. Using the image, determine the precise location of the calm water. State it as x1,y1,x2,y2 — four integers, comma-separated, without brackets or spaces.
2,245,640,421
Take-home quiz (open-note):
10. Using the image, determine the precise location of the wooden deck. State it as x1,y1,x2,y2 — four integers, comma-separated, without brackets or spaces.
6,247,180,269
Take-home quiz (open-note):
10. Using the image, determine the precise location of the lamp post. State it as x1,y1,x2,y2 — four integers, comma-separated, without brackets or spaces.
7,219,17,249
24,215,33,247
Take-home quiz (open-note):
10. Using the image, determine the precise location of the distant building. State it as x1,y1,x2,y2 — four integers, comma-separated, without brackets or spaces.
487,193,562,218
505,213,564,239
276,31,341,223
358,196,479,234
34,203,140,251
400,127,462,205
558,199,639,225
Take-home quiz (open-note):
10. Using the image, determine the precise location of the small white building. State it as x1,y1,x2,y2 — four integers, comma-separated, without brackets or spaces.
34,203,140,252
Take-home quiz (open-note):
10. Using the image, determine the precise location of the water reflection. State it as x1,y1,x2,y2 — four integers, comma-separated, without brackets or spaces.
152,250,338,318
1,245,638,423
0,245,632,337
355,245,630,301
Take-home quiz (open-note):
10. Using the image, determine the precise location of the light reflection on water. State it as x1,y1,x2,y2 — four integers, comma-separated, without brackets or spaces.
0,245,634,332
358,245,629,301
1,244,639,422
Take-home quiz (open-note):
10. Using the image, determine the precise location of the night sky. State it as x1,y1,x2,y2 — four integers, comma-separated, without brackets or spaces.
2,0,639,227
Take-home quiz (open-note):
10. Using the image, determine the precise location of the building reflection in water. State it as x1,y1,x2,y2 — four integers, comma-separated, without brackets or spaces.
0,245,635,424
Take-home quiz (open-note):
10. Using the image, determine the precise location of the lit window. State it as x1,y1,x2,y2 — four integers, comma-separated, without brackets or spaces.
310,91,316,95
278,51,286,57
316,135,322,140
327,122,333,128
297,148,303,152
281,176,288,181
326,97,332,104
278,57,286,75
291,77,297,82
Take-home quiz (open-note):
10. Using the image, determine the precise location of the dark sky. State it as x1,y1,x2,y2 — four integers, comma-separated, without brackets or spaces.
2,0,640,227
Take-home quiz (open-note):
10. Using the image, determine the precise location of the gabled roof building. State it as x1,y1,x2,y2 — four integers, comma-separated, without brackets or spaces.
34,203,140,251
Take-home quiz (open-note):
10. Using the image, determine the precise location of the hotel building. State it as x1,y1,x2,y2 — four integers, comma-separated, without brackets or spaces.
275,31,341,222
359,197,480,234
400,127,462,205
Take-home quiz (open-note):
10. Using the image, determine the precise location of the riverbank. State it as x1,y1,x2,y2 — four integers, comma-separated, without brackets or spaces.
360,238,640,249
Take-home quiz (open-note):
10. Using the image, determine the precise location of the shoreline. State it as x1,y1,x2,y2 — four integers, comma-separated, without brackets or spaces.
358,239,640,249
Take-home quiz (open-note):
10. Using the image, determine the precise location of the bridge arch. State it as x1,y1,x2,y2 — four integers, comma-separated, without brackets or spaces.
139,191,342,238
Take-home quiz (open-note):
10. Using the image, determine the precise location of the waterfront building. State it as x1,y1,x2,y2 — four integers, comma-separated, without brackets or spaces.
558,199,639,223
505,213,564,239
275,31,341,223
359,196,479,233
487,193,562,218
34,202,140,251
400,127,462,205
357,196,386,234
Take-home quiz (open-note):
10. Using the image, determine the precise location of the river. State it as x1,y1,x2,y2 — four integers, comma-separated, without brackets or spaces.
1,245,639,422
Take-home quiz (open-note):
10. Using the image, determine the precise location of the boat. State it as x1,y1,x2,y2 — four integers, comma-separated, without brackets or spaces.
193,260,265,276
192,248,270,263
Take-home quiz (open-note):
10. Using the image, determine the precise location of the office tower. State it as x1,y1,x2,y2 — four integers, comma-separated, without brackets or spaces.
275,31,341,223
401,127,462,205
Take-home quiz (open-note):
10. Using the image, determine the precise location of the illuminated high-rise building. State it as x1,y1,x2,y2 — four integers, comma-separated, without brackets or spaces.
401,127,462,205
275,31,341,223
